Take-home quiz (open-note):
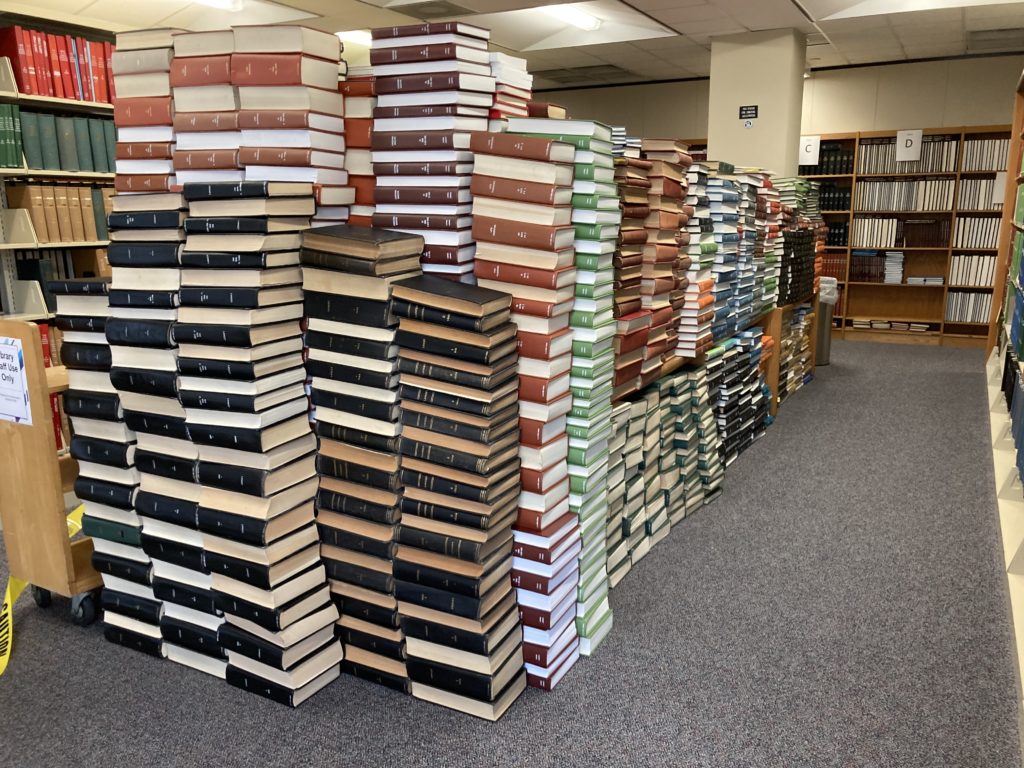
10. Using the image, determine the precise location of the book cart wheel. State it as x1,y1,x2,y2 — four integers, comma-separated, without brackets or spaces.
70,592,96,627
31,586,52,608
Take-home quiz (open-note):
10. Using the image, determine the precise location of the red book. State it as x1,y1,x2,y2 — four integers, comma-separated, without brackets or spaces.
37,325,62,451
45,34,64,99
420,244,467,265
518,372,568,404
510,566,576,595
371,212,463,230
0,26,31,94
79,37,94,100
526,640,579,690
20,28,38,95
55,36,74,99
115,97,173,126
470,175,565,206
173,112,240,132
470,132,571,163
89,39,103,102
173,149,239,170
472,216,572,252
115,174,174,192
474,261,573,291
512,517,577,563
516,328,571,361
344,117,371,149
519,464,564,495
170,55,232,87
31,31,51,96
515,495,570,532
339,77,375,97
65,35,80,100
117,142,174,159
349,175,375,206
103,41,114,101
94,38,109,102
509,296,565,318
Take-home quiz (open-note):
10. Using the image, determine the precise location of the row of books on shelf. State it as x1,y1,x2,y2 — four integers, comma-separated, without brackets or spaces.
819,184,851,211
0,25,115,102
957,177,1004,211
11,247,107,312
8,183,113,244
950,253,997,287
961,137,1010,173
857,135,960,175
850,216,950,248
801,135,1009,179
799,142,855,176
19,111,115,173
853,178,954,212
945,290,993,324
953,216,1000,250
850,318,931,332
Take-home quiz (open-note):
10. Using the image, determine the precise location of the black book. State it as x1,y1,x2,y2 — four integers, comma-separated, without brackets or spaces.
159,616,225,658
74,476,135,509
205,548,310,591
70,435,132,468
183,181,297,201
180,250,295,269
91,551,150,583
179,286,294,309
314,422,400,454
215,584,330,632
60,342,111,371
397,356,517,391
317,523,395,561
310,390,398,423
406,656,515,702
135,490,200,528
173,323,301,347
391,274,511,317
401,404,517,444
225,665,336,707
123,410,190,441
109,367,179,398
108,289,180,309
153,577,219,614
196,507,282,547
101,589,163,625
338,625,405,661
108,211,183,229
400,437,509,475
323,558,394,594
179,387,281,413
196,454,313,497
316,456,400,492
106,241,180,267
134,450,198,483
400,465,516,505
398,384,510,417
55,315,106,333
184,217,294,234
304,330,396,361
188,421,292,453
141,535,206,573
103,625,164,657
329,591,399,629
63,390,121,421
47,278,109,295
391,299,510,332
400,611,515,656
304,359,397,390
396,525,490,563
105,318,174,348
394,579,495,620
316,486,399,525
300,249,381,276
341,660,410,693
393,558,489,599
400,496,492,531
394,330,512,365
177,356,299,381
304,291,391,326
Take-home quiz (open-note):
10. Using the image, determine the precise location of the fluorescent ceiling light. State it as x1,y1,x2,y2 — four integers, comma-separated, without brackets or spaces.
337,29,373,46
541,4,602,31
194,0,243,9
824,0,1022,21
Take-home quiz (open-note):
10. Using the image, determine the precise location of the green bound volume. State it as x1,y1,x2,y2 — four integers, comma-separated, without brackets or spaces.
37,113,60,170
55,116,80,171
82,516,143,546
11,105,21,168
19,111,42,169
518,133,611,152
87,118,109,172
102,120,116,169
0,104,11,167
73,117,94,172
91,187,108,239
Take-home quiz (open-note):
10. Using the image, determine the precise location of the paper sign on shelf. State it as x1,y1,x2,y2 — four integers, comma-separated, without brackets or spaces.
896,129,923,162
0,337,31,426
799,135,821,166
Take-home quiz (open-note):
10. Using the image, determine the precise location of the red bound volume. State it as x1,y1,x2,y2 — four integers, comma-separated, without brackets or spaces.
170,55,232,87
103,41,114,101
373,161,466,177
472,216,569,252
510,567,572,595
371,22,488,39
516,328,571,361
374,72,488,94
0,27,29,94
470,175,564,206
371,131,460,151
115,97,173,127
339,78,376,97
369,44,478,65
474,261,572,291
45,34,64,99
350,176,375,205
616,328,647,354
374,187,463,204
38,324,62,450
420,244,465,265
238,110,327,129
117,142,174,159
173,112,240,132
115,174,174,192
89,39,104,102
519,466,564,495
469,132,567,162
173,149,239,169
345,118,371,149
374,104,474,119
371,213,464,230
56,36,74,98
515,495,570,532
519,372,568,404
651,306,674,326
238,147,335,167
32,31,52,96
509,296,563,318
230,53,317,85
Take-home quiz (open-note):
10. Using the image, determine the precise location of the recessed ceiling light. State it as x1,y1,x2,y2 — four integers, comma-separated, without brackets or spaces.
541,4,602,31
336,29,373,46
194,0,243,10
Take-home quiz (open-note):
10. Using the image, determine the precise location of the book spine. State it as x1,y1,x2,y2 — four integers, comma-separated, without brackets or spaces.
395,525,484,562
317,455,401,492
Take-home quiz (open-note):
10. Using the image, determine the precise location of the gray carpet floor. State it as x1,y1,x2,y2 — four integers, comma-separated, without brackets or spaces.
0,340,1019,767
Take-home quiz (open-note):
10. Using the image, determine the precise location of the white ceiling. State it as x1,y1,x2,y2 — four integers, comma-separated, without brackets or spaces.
3,0,1024,87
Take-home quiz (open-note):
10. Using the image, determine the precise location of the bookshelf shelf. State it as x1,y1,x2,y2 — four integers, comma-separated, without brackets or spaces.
0,168,115,180
0,91,114,116
953,247,999,252
847,281,945,288
948,284,996,290
803,173,853,179
956,210,1003,215
856,171,958,178
960,169,1006,175
853,209,953,215
20,240,109,250
821,210,850,215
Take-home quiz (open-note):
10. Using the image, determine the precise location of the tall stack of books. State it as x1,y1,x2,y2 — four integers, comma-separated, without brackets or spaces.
232,26,347,226
884,250,904,284
341,73,377,227
706,329,768,467
677,160,716,357
706,165,738,340
467,131,579,686
179,175,340,705
300,225,422,692
613,156,652,398
488,52,532,127
370,22,495,282
690,363,724,504
54,279,156,656
619,399,647,575
731,170,761,329
605,401,631,584
656,375,684,528
170,30,242,188
390,275,527,720
668,371,702,524
757,178,782,314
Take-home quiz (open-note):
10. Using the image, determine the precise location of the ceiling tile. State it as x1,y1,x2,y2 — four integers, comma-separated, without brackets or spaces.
713,0,813,31
649,3,732,25
627,0,709,10
667,18,746,37
160,0,314,30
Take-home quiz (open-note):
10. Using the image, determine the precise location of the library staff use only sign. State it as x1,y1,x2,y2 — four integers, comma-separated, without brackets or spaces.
0,337,31,425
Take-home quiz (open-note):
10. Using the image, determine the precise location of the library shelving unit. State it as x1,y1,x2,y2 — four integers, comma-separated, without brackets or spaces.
803,125,1010,347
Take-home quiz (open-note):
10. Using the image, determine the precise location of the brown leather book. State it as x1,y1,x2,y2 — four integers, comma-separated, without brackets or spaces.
651,306,674,326
472,216,573,252
114,96,172,126
169,54,231,87
374,104,478,119
40,186,59,241
173,149,239,170
371,22,489,40
350,175,376,206
339,78,376,97
371,213,465,230
345,118,371,149
116,142,174,159
474,261,573,291
375,187,466,205
373,161,468,176
371,130,462,151
508,295,566,318
238,110,328,129
619,229,648,245
67,189,85,242
369,43,481,65
615,328,648,355
649,177,683,197
52,188,71,241
518,372,567,404
374,72,491,94
470,175,565,206
421,244,467,265
239,147,340,167
526,101,567,119
78,188,98,242
173,111,240,132
516,328,571,361
115,174,174,192
469,132,574,163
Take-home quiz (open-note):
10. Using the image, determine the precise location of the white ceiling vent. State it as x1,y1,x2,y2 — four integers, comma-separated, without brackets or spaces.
966,27,1024,53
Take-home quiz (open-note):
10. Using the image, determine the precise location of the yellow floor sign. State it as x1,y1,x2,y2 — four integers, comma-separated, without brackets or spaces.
0,504,85,677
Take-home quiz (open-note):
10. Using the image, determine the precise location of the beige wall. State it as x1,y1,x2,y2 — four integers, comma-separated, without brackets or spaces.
540,54,1024,140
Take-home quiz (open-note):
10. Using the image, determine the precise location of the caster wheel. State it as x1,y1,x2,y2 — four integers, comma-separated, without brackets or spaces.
31,586,52,608
70,592,96,627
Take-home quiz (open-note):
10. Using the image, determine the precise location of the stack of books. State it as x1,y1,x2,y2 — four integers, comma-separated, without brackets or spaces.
605,401,631,585
300,225,423,692
679,160,716,357
232,26,347,225
618,399,647,576
669,371,703,523
656,376,683,528
613,156,652,398
389,275,527,720
757,177,782,314
641,152,683,382
169,30,241,188
884,250,904,284
706,329,769,467
467,131,580,686
778,304,815,401
53,279,157,656
370,22,495,282
732,171,763,329
707,169,740,338
779,229,817,305
179,176,341,705
632,386,664,563
690,363,724,504
341,73,376,227
488,52,532,126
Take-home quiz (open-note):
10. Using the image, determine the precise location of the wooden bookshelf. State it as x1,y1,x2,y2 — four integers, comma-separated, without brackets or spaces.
807,125,1011,347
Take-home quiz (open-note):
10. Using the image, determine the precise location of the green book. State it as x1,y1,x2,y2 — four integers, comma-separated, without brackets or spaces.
0,104,11,168
571,193,617,210
73,117,94,172
574,253,612,270
11,105,21,168
82,516,143,546
91,187,108,239
102,120,115,170
19,111,42,169
55,116,80,171
575,282,613,300
87,118,109,173
518,133,612,153
574,163,613,182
